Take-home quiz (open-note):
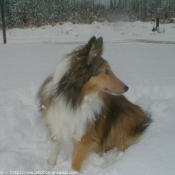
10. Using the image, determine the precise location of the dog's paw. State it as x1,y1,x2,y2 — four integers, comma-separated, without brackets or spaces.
72,162,81,172
68,167,79,174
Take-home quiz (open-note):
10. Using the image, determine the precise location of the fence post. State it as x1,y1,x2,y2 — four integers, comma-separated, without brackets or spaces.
156,18,159,28
0,0,7,44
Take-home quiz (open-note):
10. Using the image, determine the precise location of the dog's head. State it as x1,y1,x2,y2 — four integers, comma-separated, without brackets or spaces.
56,36,128,108
82,36,129,96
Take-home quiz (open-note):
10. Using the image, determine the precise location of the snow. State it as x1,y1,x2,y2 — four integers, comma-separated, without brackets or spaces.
1,21,175,44
0,21,175,175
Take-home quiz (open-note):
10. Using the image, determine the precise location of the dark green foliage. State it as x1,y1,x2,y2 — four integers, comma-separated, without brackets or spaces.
1,0,175,29
2,0,109,29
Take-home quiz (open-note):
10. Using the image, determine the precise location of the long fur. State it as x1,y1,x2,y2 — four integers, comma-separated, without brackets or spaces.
38,36,151,171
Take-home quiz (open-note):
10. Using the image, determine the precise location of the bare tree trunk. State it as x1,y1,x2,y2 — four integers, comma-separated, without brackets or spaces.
110,0,113,9
114,0,117,7
165,0,170,19
118,0,121,8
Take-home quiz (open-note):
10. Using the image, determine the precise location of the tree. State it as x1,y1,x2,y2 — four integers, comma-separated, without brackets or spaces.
110,0,117,9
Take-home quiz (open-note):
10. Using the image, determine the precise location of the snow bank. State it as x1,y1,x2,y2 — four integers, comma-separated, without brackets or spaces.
1,21,175,44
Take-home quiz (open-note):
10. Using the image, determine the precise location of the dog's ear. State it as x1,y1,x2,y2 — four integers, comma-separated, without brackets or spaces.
96,37,103,50
88,36,97,46
88,36,103,59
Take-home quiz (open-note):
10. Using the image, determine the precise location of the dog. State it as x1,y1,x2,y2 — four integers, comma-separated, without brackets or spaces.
38,36,151,171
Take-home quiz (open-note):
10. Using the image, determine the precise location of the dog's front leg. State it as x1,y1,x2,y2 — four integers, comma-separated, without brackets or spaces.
48,139,59,166
72,136,95,171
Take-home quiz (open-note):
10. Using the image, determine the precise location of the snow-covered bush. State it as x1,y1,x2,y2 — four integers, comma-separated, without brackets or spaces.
170,18,175,23
1,0,175,29
2,0,109,29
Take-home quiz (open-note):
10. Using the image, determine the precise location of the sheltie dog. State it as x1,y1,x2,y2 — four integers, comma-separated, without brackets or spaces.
38,36,151,171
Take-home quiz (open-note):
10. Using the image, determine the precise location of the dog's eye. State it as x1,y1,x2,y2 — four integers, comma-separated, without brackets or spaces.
104,69,110,75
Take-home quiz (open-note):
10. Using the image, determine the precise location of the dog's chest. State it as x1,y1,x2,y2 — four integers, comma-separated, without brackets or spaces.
46,93,102,141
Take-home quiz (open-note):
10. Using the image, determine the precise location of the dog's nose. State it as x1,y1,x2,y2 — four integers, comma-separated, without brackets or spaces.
124,85,129,92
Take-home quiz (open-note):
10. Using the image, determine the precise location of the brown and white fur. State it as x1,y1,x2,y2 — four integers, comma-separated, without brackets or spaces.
38,36,151,171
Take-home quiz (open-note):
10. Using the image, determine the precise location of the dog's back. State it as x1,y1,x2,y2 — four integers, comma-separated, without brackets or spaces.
85,93,151,153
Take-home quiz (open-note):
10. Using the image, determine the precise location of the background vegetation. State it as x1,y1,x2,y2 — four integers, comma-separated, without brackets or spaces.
0,0,175,29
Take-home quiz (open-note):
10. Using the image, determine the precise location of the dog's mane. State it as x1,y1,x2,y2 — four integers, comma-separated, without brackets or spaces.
55,37,105,110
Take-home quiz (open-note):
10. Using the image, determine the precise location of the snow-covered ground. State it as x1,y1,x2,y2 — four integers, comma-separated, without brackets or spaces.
1,21,175,44
0,21,175,175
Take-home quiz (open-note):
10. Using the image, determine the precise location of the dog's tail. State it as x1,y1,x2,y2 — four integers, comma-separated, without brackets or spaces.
135,113,152,135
